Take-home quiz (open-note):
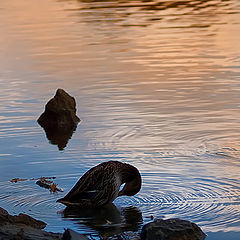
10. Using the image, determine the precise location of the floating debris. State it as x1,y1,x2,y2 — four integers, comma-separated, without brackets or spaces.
10,176,56,183
36,180,63,192
10,176,63,192
10,178,28,183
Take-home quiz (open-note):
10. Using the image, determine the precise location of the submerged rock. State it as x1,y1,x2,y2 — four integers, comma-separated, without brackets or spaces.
38,89,80,150
140,218,206,240
62,229,89,240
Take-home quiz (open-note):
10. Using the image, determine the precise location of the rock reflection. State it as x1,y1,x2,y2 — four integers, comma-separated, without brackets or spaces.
60,204,143,238
40,125,77,151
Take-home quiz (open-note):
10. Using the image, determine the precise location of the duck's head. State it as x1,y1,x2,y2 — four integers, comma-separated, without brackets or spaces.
118,179,141,196
118,164,142,197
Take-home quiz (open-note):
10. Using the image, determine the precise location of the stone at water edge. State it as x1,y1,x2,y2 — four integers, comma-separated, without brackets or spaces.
140,218,206,240
0,207,90,240
0,206,61,240
0,207,46,229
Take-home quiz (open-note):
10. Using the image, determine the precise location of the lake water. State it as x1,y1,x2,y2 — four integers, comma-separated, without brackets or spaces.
0,0,240,239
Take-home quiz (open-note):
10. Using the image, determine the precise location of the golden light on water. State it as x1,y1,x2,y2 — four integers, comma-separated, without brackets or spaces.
1,0,240,80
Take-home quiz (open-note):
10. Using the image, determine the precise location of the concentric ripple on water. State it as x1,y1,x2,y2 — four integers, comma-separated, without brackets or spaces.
120,172,240,232
1,163,239,235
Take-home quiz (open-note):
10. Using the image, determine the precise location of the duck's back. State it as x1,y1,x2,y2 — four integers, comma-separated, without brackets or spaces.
57,161,123,207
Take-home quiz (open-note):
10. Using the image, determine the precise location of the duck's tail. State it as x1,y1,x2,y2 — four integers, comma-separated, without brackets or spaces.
56,198,80,206
56,197,71,205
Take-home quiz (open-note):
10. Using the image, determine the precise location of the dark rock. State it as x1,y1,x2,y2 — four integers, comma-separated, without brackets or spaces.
11,213,47,229
0,207,46,229
0,207,61,240
38,89,80,150
0,207,8,216
0,224,62,240
140,218,206,240
38,89,80,129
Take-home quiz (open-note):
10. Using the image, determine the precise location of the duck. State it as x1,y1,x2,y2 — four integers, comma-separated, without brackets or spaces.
57,161,141,207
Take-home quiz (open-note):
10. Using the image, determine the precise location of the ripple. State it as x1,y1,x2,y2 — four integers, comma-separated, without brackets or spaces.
132,176,240,232
0,170,239,234
0,180,62,220
115,172,240,232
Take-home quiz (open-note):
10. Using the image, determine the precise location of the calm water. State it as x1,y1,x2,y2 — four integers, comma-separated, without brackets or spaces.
0,0,240,239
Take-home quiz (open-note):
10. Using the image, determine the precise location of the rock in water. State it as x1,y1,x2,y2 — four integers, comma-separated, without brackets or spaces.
0,207,46,229
38,89,80,129
140,218,206,240
0,207,61,240
38,89,80,150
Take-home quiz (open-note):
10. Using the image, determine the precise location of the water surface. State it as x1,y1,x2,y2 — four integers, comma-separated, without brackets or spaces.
0,0,240,239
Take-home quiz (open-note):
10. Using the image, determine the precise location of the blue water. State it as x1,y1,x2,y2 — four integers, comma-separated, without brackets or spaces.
0,0,240,239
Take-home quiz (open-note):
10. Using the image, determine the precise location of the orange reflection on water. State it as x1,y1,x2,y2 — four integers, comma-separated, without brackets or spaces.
1,0,240,80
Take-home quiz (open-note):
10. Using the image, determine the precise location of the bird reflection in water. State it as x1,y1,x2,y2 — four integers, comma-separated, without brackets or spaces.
59,204,143,238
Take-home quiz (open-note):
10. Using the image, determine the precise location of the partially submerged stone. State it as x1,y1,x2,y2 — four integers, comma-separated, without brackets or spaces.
0,207,61,240
38,89,80,129
38,89,80,150
0,224,61,240
0,207,88,240
0,207,46,229
11,213,47,229
0,207,8,216
140,218,206,240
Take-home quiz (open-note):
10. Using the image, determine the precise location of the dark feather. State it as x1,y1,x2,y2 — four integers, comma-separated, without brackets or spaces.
57,161,141,207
